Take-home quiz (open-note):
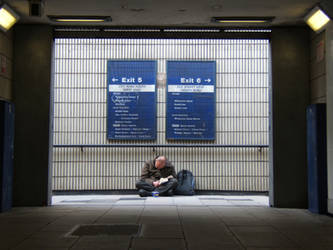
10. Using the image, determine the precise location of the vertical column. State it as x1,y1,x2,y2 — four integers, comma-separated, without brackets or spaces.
325,22,333,213
12,24,53,206
270,27,310,208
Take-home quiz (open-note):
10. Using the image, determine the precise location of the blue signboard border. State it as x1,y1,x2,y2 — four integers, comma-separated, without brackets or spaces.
107,60,157,140
166,60,216,141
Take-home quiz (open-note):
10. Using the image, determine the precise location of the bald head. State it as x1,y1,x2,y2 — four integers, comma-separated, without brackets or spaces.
155,156,167,170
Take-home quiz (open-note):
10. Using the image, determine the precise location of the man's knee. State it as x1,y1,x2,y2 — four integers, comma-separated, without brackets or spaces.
169,178,178,188
136,180,144,189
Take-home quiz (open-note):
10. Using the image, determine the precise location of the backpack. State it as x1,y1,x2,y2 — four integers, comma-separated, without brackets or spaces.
175,170,195,195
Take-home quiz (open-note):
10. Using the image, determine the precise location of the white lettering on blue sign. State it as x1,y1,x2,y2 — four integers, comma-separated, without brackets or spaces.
118,77,143,83
122,77,135,83
180,78,194,83
168,85,214,93
109,84,155,92
179,78,212,83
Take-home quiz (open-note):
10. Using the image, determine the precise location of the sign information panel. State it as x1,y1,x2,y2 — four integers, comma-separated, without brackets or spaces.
107,60,157,140
166,61,216,140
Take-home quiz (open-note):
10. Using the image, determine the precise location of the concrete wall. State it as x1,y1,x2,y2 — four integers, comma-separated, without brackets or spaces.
270,27,310,208
0,30,13,101
12,24,53,206
310,31,326,104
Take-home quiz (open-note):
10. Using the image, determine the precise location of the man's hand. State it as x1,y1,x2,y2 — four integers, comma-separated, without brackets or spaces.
167,175,174,179
153,181,160,187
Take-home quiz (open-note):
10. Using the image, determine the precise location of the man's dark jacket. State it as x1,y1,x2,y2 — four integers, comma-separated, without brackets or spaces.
141,158,176,185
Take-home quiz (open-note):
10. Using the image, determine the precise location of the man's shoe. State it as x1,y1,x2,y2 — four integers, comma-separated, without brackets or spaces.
138,189,151,197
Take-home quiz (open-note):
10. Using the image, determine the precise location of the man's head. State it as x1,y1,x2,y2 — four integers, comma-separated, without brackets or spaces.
155,156,167,170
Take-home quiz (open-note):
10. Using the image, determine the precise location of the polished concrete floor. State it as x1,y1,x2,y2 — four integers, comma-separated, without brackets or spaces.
0,195,333,250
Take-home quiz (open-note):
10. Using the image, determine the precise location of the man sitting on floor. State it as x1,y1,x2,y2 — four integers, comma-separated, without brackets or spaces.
136,156,178,197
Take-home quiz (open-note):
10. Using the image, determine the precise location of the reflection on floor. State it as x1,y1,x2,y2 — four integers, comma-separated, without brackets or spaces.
0,195,333,249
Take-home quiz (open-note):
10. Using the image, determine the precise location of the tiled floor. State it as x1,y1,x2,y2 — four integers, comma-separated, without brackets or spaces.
0,195,333,250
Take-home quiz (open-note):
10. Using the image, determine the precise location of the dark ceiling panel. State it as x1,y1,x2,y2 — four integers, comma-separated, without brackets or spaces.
7,0,319,26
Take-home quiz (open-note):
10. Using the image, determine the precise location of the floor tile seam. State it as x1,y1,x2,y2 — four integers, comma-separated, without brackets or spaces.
237,208,273,225
129,209,145,250
135,236,185,239
207,205,246,250
67,226,135,250
9,214,67,250
135,204,146,225
144,197,176,205
114,204,177,207
91,206,114,225
176,205,189,250
128,235,135,250
264,222,304,248
175,205,207,208
67,236,82,250
8,225,56,250
52,205,114,209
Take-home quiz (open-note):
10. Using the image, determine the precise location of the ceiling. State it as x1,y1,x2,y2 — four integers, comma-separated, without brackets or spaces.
5,0,329,27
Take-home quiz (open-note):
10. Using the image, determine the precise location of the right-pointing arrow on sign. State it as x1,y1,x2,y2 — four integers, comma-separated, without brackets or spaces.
205,78,211,83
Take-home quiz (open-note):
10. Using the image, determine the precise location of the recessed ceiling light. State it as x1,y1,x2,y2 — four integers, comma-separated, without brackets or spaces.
212,17,274,24
0,4,19,31
48,16,112,23
305,6,330,32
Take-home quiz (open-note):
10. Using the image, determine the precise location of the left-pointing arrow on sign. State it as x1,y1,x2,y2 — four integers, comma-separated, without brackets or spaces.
112,77,119,82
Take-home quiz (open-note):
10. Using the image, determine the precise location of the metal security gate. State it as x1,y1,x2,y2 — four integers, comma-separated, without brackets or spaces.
52,29,270,192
